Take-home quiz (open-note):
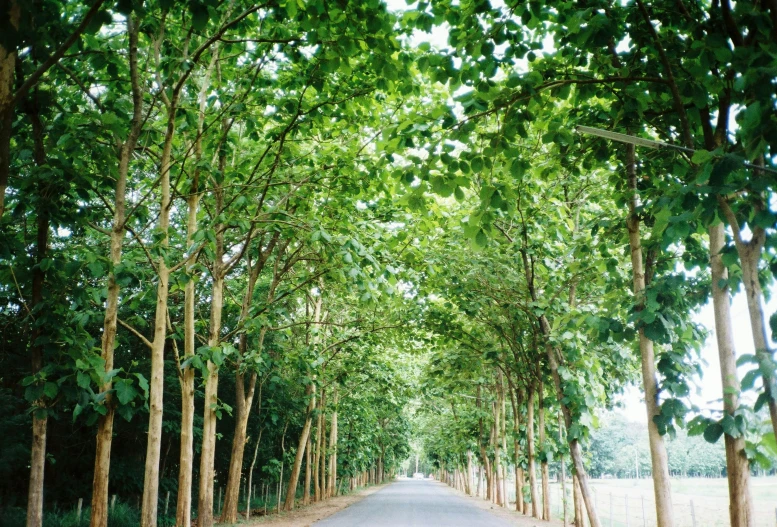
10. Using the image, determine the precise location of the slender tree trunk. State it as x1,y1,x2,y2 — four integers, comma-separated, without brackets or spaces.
327,387,338,497
175,45,217,527
313,388,324,502
140,86,179,527
539,384,550,520
573,475,584,526
0,0,19,218
197,143,229,526
719,198,777,442
220,371,258,522
90,19,144,527
283,383,316,510
499,384,508,508
246,427,262,520
25,94,50,527
560,411,568,527
522,244,601,526
491,403,501,505
709,222,754,527
303,433,312,505
527,388,539,518
509,387,525,514
466,451,473,495
625,143,674,527
319,388,328,499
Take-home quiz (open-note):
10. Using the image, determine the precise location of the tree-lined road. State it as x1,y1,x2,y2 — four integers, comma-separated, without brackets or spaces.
313,479,514,527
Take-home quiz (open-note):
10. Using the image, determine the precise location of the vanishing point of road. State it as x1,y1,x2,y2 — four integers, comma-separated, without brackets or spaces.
313,478,514,527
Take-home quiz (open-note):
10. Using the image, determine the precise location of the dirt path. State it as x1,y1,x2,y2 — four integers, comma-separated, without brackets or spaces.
239,484,388,527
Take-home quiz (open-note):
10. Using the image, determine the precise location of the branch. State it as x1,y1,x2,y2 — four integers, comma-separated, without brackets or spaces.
10,0,108,107
118,318,153,350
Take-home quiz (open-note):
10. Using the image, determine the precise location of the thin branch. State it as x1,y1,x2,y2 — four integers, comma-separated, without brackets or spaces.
118,318,153,349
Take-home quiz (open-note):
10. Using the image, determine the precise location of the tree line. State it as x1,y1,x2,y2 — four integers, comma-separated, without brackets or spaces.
2,1,777,527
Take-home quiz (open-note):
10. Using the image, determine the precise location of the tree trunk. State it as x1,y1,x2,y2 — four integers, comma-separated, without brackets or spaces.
220,371,259,522
313,388,324,502
527,388,539,518
625,143,674,527
0,0,19,218
175,43,217,527
465,451,473,496
283,382,316,511
90,18,144,526
303,433,312,505
560,411,568,527
197,147,228,526
539,384,550,520
140,87,179,527
499,383,508,508
327,387,338,497
26,83,51,527
719,199,777,442
509,387,525,514
522,243,601,526
709,222,754,527
573,475,584,526
246,428,262,520
319,388,328,499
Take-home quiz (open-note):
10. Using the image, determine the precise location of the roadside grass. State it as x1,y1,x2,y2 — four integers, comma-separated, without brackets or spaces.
546,476,777,527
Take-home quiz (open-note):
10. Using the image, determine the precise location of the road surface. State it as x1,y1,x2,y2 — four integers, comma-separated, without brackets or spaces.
313,479,515,526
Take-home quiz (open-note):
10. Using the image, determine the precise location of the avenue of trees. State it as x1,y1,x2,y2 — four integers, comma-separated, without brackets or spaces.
1,1,777,527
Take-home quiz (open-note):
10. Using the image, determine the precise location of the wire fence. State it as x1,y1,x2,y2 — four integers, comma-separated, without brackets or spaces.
545,480,777,527
490,477,777,527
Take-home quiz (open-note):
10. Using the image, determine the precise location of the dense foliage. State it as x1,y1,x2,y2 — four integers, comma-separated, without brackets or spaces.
1,1,777,527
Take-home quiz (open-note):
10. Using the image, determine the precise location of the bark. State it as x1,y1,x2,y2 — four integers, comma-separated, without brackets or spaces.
282,382,316,511
538,384,550,521
139,83,179,527
313,401,322,501
476,385,492,501
327,387,338,497
527,388,539,518
499,384,507,509
465,451,473,496
490,403,500,505
303,433,312,505
246,427,262,520
560,411,568,527
26,95,50,527
90,18,144,527
197,232,224,527
175,43,217,527
0,0,19,218
719,199,777,442
319,388,328,499
573,475,584,526
508,385,525,514
709,222,754,527
625,143,674,527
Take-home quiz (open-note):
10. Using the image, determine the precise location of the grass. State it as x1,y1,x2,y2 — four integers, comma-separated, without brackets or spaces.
546,476,777,527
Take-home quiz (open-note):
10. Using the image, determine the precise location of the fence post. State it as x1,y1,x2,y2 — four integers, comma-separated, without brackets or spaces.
690,499,697,527
218,486,222,515
641,495,646,527
110,494,116,512
610,493,613,527
164,490,170,517
625,495,630,527
76,498,83,522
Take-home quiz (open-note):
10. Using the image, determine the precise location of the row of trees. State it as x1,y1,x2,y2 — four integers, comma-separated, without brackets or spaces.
2,1,777,527
1,1,417,526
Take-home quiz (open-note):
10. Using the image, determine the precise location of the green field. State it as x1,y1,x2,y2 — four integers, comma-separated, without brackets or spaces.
545,477,777,527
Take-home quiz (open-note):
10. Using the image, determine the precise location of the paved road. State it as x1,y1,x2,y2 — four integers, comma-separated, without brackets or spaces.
313,479,514,526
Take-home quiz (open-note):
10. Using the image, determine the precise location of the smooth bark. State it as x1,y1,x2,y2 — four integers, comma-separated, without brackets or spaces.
625,143,674,527
538,384,550,521
709,222,754,527
527,388,539,518
282,382,316,510
90,18,144,527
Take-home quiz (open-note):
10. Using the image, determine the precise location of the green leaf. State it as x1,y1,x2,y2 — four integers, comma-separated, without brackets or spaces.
115,380,137,405
703,422,724,443
43,382,58,399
